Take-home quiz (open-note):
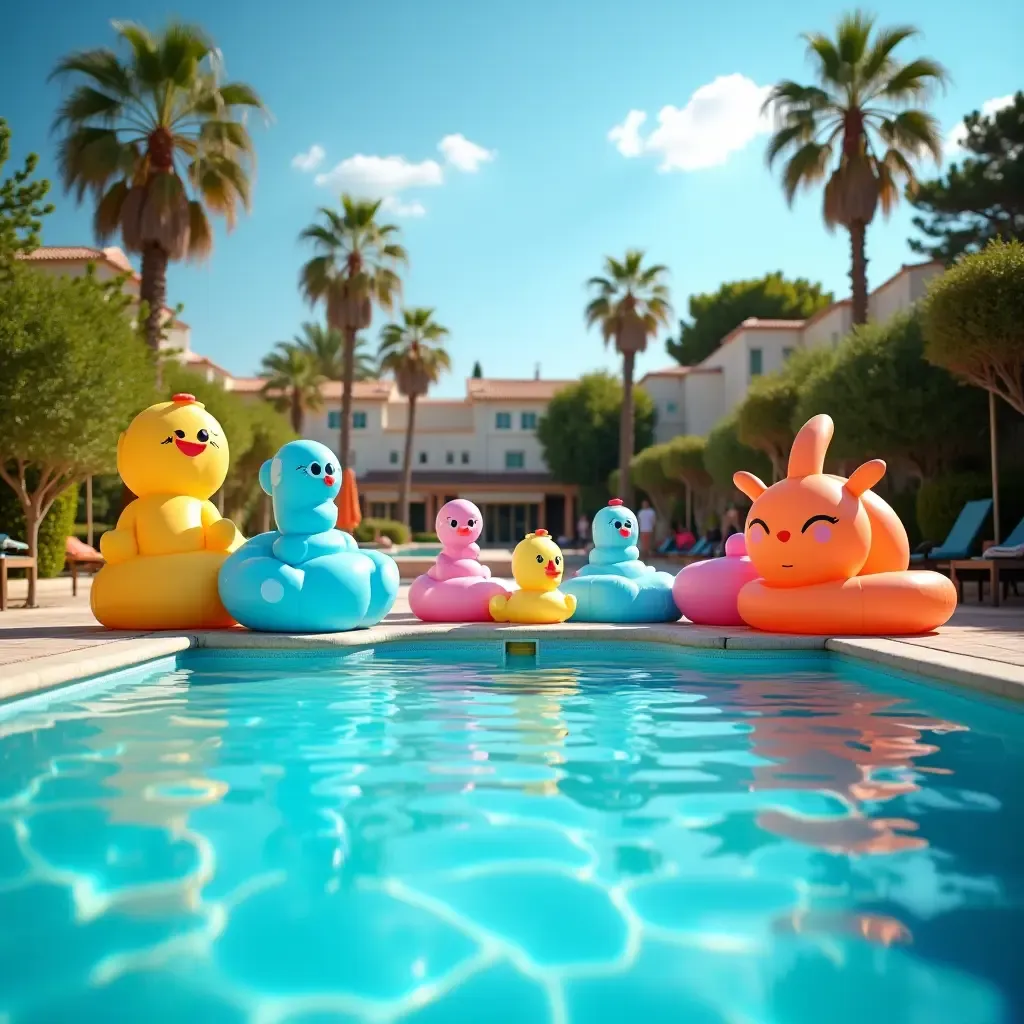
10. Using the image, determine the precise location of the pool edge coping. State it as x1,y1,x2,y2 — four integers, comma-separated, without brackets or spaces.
3,622,1023,705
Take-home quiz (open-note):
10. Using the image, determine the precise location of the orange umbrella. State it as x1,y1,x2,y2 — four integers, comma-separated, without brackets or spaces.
335,467,362,533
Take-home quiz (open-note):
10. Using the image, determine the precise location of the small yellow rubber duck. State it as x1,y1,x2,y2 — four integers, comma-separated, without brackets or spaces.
91,393,244,630
489,530,577,624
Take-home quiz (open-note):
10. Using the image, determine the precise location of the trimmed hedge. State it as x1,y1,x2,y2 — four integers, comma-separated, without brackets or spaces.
0,481,79,577
352,518,411,545
412,532,439,543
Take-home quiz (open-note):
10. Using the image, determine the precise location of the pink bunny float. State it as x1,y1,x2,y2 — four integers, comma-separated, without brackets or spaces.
408,499,513,622
672,533,760,626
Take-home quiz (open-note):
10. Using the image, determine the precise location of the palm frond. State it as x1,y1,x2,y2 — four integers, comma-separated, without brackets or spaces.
781,142,833,204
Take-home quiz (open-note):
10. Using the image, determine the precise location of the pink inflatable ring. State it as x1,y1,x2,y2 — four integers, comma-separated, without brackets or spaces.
673,533,760,626
409,499,512,622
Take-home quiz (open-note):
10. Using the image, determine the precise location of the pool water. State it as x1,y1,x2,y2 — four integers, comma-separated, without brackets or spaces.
1,646,1023,1023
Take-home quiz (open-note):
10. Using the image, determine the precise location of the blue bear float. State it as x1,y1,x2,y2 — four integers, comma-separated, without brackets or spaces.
562,499,679,623
218,440,399,632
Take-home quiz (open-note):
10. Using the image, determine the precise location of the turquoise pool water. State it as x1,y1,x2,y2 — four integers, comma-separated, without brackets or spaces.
1,645,1022,1023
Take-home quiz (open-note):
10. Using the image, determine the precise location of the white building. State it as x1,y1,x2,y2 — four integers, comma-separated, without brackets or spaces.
640,260,943,443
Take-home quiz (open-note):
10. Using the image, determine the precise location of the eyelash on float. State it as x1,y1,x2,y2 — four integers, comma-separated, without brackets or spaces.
801,514,839,533
749,517,770,534
295,465,307,473
161,437,173,445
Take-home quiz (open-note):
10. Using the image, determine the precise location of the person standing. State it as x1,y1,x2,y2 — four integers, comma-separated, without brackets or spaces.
638,499,656,558
576,512,590,550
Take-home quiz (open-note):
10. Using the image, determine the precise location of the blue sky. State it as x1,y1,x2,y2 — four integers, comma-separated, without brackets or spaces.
4,0,1021,396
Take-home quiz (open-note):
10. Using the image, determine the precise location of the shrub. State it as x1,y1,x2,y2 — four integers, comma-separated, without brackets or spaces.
916,473,1024,547
0,480,78,577
352,518,410,545
413,532,439,543
72,522,113,541
703,413,774,494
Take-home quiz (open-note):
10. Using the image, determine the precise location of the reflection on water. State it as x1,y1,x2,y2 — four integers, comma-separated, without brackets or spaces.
0,653,1021,1024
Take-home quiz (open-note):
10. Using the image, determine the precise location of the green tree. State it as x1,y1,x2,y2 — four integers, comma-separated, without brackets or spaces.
472,360,483,378
737,347,834,477
0,118,54,264
630,434,711,531
300,195,407,469
584,250,672,507
765,11,947,324
50,21,266,358
258,343,325,433
921,239,1024,416
794,310,988,476
703,413,774,497
223,400,296,531
910,93,1024,262
537,372,655,506
294,321,375,382
378,308,452,527
666,273,832,366
0,264,154,605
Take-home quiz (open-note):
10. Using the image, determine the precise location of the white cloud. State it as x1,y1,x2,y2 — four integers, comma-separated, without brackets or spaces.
381,196,427,218
291,144,325,172
313,153,444,195
944,94,1014,158
438,133,496,172
608,74,772,172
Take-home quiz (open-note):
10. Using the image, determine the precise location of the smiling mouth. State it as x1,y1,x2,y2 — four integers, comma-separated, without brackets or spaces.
545,568,560,578
174,439,207,457
782,564,793,568
457,527,471,536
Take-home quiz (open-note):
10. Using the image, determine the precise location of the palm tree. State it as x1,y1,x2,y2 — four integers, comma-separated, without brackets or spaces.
259,343,324,433
295,322,376,383
299,195,406,470
764,11,947,324
50,21,266,362
377,308,452,527
585,250,672,508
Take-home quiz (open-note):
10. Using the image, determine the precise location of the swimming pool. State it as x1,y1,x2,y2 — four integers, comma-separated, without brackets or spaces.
1,643,1022,1022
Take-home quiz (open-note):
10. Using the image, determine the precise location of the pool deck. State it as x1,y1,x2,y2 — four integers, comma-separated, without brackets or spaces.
1,575,1022,705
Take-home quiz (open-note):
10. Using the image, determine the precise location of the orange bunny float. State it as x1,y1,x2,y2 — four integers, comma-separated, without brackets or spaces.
733,414,957,635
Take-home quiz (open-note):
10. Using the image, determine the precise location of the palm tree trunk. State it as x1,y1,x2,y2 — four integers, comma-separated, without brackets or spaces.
399,394,418,528
140,243,169,375
619,350,636,507
340,327,356,466
849,221,869,325
291,388,302,433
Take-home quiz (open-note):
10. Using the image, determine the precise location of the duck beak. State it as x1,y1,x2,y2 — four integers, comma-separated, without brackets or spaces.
324,476,335,486
544,560,559,577
619,528,630,537
457,527,471,536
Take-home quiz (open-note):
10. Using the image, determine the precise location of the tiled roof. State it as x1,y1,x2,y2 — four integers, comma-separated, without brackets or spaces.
184,352,232,377
225,376,265,393
321,380,395,401
360,470,568,488
17,245,139,279
640,366,724,380
466,378,576,401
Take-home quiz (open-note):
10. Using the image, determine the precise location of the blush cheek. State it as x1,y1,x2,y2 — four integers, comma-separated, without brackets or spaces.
812,524,832,544
748,529,763,545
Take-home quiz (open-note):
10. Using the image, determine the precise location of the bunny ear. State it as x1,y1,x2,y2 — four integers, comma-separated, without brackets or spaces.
788,414,833,478
734,471,768,500
844,459,886,498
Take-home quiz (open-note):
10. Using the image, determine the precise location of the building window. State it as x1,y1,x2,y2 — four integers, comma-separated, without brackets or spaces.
418,451,428,465
370,502,388,518
782,347,794,361
749,347,763,377
328,410,341,430
461,451,470,465
505,451,525,469
520,411,537,430
389,450,399,465
352,411,367,429
665,401,677,414
445,451,454,465
495,411,511,429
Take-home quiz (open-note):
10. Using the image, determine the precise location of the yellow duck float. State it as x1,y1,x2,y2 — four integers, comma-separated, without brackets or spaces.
489,530,576,624
91,394,245,630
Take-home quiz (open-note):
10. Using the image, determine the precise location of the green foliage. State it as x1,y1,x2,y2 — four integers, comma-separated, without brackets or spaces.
224,399,296,526
378,308,452,398
921,239,1024,415
413,531,439,543
0,481,78,577
666,273,832,365
737,347,833,473
74,473,123,527
72,521,113,541
794,311,988,475
0,262,155,517
353,518,410,545
0,118,54,263
537,372,655,487
910,93,1024,261
259,342,325,433
915,473,1024,547
471,362,483,378
703,413,773,494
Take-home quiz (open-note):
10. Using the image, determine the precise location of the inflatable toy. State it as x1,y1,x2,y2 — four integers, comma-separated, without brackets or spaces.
91,393,244,630
217,440,399,632
409,499,512,621
733,414,957,635
561,499,678,622
489,530,576,624
673,532,760,626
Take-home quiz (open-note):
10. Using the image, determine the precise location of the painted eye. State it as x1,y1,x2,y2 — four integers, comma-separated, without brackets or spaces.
309,462,322,476
324,462,335,475
196,428,209,443
749,518,770,535
623,521,632,529
555,556,561,565
801,514,839,533
174,429,186,438
449,518,459,528
467,519,475,527
614,520,622,529
536,554,544,563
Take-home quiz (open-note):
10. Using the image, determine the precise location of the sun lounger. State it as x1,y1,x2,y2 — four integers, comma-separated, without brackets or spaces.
910,498,992,565
948,515,1024,606
65,536,104,596
0,534,37,611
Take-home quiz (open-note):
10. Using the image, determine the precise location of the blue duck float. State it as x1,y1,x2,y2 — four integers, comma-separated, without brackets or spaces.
562,499,679,623
218,440,399,632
